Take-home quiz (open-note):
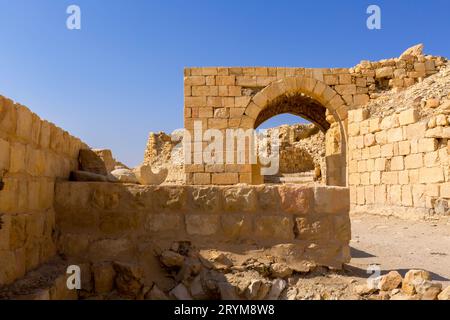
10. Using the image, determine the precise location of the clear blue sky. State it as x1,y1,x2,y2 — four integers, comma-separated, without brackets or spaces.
0,0,449,166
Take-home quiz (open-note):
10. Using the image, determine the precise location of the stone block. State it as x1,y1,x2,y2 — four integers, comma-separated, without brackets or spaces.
412,184,426,208
405,121,427,140
387,127,403,143
418,138,438,153
356,186,365,205
254,216,293,240
419,167,444,184
401,185,413,206
193,173,211,185
0,138,10,171
212,173,238,185
314,186,350,214
9,143,26,173
399,108,418,126
398,141,411,156
398,170,409,185
370,171,381,185
405,153,423,169
350,109,369,122
391,156,404,171
441,183,450,198
374,185,387,204
15,105,33,142
382,171,398,185
375,158,386,171
279,186,313,214
388,185,402,204
364,185,375,204
295,216,332,241
381,144,394,158
146,214,183,233
221,214,252,239
186,214,220,236
223,187,257,212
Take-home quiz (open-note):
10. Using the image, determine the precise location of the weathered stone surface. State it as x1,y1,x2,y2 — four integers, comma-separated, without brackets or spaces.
170,283,193,300
111,168,138,184
186,214,220,236
93,262,116,294
378,271,402,291
146,285,169,300
266,279,286,300
416,281,442,300
113,262,143,296
160,250,185,268
270,263,292,278
133,164,168,185
402,269,431,295
78,149,107,175
314,186,350,214
279,186,313,214
223,187,257,212
255,216,293,240
70,170,110,182
438,286,450,300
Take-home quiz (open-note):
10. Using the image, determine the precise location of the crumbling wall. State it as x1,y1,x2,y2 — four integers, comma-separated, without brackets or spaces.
54,183,351,287
183,45,445,185
0,95,88,286
143,131,185,184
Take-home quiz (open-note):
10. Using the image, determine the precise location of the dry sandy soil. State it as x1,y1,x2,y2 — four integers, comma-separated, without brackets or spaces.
348,213,450,287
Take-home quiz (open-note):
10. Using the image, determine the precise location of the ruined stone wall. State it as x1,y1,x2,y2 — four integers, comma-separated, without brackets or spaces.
143,131,185,184
54,183,351,279
183,45,445,186
348,108,450,219
0,95,88,286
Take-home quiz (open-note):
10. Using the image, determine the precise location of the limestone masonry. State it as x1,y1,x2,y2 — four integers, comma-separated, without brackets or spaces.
0,44,449,300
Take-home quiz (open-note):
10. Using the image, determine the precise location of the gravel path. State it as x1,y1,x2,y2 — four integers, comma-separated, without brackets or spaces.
347,213,450,286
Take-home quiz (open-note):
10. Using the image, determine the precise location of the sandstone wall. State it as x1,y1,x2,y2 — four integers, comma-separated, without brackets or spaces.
0,95,88,286
54,183,351,279
142,131,185,184
183,45,445,186
348,108,450,219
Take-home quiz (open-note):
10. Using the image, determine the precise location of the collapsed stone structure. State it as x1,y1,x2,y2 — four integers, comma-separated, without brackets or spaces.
0,44,449,300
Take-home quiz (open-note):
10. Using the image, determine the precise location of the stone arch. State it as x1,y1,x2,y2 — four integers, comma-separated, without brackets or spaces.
240,76,349,186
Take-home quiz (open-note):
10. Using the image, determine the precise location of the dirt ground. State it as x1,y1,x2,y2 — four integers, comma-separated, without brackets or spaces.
347,213,450,287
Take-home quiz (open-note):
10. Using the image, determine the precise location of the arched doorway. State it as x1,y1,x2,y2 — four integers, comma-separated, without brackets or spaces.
241,76,348,186
255,113,325,185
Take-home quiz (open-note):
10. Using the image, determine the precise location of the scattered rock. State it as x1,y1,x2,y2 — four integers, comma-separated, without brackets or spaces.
354,284,377,296
286,287,298,300
113,262,143,297
145,285,169,300
266,279,286,300
245,280,262,300
378,271,403,291
416,280,442,300
189,275,208,300
160,250,185,268
270,263,293,278
402,270,431,295
438,286,450,300
217,282,240,300
170,283,193,300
